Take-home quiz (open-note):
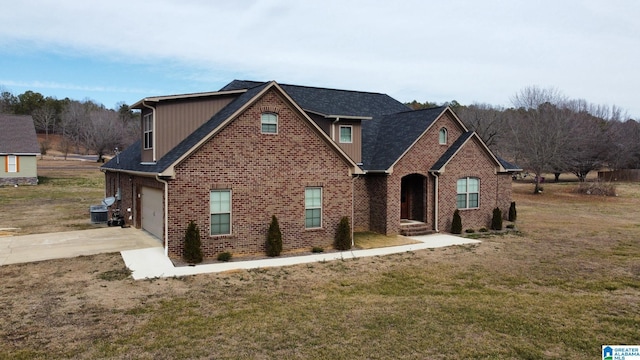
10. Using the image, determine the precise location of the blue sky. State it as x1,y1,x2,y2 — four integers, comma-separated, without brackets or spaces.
1,0,639,118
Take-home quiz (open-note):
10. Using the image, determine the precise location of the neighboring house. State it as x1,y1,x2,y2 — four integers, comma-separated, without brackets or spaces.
0,114,40,186
102,80,520,259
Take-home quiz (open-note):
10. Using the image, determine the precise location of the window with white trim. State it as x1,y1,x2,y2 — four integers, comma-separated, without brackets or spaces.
339,125,352,143
456,177,479,209
210,190,231,235
305,187,322,228
439,128,448,145
143,113,153,149
261,113,278,134
7,155,17,173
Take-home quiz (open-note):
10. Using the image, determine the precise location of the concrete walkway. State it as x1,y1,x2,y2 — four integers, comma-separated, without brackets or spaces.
122,234,480,280
0,227,161,265
0,227,480,280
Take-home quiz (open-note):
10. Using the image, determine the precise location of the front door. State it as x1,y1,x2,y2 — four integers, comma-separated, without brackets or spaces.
401,185,409,219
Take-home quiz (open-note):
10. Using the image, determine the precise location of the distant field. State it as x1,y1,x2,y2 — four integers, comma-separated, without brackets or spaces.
0,157,105,235
0,164,639,359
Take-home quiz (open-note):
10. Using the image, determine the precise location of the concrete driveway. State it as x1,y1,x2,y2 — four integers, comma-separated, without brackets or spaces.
0,227,161,266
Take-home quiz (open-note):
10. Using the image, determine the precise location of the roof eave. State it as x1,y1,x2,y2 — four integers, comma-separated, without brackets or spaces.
130,89,248,109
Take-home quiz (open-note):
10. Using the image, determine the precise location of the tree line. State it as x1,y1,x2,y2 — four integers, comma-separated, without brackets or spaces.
0,87,139,161
408,86,640,192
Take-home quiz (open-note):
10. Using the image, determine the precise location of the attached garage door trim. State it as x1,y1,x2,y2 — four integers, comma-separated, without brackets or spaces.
141,186,163,240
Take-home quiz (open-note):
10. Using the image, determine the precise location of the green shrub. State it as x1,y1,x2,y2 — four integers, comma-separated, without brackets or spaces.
183,220,203,264
217,252,232,262
479,227,488,232
312,246,324,253
334,216,352,251
491,207,503,231
508,201,517,222
451,209,462,234
266,215,283,257
465,229,475,233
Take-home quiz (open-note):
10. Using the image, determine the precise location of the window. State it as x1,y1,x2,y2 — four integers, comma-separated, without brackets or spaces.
457,177,479,209
143,113,153,149
339,125,352,143
305,187,322,228
6,155,17,173
439,128,448,145
210,190,231,235
261,113,278,134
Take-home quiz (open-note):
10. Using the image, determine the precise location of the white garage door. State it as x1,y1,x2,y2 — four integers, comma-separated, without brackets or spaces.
141,187,163,240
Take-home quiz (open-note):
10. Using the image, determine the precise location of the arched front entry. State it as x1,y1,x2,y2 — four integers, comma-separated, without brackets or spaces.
400,174,427,222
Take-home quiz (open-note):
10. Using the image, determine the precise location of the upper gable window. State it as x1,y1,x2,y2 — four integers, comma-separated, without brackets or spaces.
439,128,448,145
339,125,352,143
143,113,153,149
261,113,278,134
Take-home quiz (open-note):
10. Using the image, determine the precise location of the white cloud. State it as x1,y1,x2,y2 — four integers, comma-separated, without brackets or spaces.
1,0,639,116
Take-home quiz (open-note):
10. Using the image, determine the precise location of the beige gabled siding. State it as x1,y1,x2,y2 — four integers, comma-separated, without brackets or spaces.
140,96,237,162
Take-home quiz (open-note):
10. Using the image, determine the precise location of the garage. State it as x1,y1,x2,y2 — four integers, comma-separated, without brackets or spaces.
141,187,163,240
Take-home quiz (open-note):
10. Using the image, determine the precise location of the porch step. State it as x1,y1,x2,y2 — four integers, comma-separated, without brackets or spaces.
399,222,434,237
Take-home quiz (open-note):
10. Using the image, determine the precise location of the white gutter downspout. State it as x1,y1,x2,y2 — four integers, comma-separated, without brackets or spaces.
142,100,157,162
155,174,169,257
430,171,440,232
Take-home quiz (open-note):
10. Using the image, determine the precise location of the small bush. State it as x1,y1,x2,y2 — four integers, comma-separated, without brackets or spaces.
508,201,517,222
266,215,283,257
451,209,462,234
479,227,488,233
217,252,232,262
574,182,617,196
334,216,352,251
491,207,503,231
465,229,475,233
312,246,324,253
183,220,203,264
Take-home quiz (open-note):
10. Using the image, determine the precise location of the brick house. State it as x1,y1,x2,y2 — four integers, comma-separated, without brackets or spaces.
0,114,40,186
102,80,519,259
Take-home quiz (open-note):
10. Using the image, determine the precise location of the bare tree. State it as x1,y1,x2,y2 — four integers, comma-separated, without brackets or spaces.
606,119,640,170
60,101,90,155
509,86,570,193
82,109,123,162
564,111,609,181
456,103,506,152
32,104,57,140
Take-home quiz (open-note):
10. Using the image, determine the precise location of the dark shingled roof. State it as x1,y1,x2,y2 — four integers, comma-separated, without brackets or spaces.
222,80,410,118
0,114,40,154
430,131,475,172
102,82,270,174
106,80,496,175
361,107,446,171
497,157,522,172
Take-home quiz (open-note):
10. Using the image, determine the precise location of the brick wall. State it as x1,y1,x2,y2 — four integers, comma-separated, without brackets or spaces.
387,112,466,234
353,176,369,231
436,138,509,231
104,171,164,231
166,88,354,259
376,111,513,234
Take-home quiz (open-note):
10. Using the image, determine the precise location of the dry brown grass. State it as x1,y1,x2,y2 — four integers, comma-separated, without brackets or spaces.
1,168,639,359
